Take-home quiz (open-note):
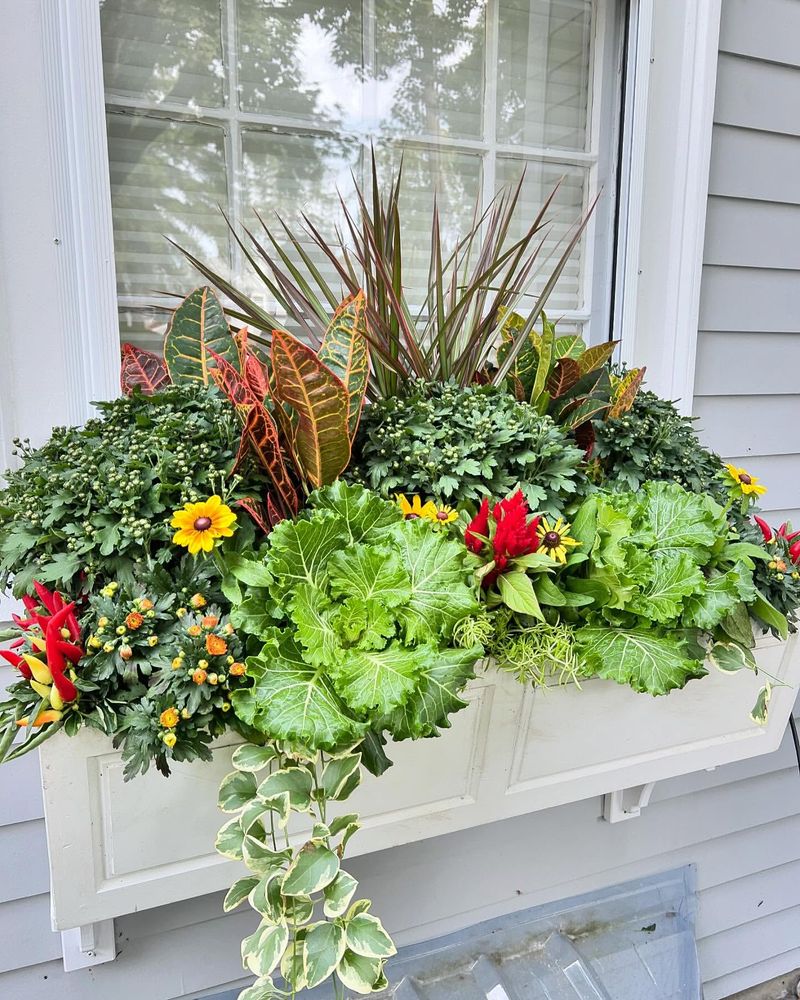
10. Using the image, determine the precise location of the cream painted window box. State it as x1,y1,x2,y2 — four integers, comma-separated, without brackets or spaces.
41,632,798,945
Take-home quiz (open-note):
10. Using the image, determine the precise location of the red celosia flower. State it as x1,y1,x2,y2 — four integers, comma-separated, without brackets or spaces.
466,490,540,587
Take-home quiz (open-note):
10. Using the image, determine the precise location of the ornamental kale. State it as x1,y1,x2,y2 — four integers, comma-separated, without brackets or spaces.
224,481,484,772
0,385,261,598
563,482,777,696
350,380,585,513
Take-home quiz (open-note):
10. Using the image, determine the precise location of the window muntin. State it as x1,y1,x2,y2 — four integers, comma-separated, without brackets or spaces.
100,0,613,349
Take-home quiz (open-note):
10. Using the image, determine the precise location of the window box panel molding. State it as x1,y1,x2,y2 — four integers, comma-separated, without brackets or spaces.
41,634,800,940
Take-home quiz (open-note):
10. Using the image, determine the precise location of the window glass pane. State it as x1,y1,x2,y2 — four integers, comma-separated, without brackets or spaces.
100,0,225,107
240,130,361,311
495,156,587,311
106,113,230,298
497,0,592,150
374,1,485,141
237,1,364,124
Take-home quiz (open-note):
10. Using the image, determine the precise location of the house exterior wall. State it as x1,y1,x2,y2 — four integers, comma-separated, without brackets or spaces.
0,1,798,999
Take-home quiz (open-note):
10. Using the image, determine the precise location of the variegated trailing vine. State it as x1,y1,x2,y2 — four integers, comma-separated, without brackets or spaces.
217,742,396,999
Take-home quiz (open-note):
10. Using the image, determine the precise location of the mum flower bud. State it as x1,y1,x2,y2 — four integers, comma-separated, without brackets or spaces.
159,707,179,728
207,673,219,686
116,625,127,636
119,645,133,661
192,668,207,685
125,611,144,630
190,593,207,609
229,662,246,676
148,636,159,647
162,731,177,748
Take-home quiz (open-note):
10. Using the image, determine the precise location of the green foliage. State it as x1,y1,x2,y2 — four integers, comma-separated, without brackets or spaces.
559,482,775,699
351,380,585,512
497,311,621,433
217,744,395,998
592,388,726,498
225,481,484,766
0,385,253,596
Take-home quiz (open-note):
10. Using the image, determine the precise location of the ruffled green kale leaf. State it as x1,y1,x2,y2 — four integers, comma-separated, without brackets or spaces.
290,584,341,667
379,645,483,740
329,643,425,715
389,521,480,643
682,567,755,631
329,544,412,609
634,481,720,558
308,480,402,544
332,598,396,649
267,514,347,604
627,551,705,624
576,626,707,695
232,633,366,750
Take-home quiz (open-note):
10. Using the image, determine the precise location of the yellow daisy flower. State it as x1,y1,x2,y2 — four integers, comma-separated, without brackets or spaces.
430,504,458,529
171,496,237,554
396,494,437,522
724,464,766,497
537,516,580,564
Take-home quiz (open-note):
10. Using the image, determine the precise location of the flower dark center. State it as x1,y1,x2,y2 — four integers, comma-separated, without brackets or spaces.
436,511,450,520
739,473,752,484
194,516,213,531
543,531,561,548
405,513,420,520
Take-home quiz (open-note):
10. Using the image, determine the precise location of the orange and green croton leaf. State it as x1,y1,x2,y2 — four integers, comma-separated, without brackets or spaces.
164,286,238,387
270,329,351,489
318,291,371,438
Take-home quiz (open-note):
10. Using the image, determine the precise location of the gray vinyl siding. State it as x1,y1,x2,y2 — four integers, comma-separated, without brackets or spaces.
2,1,800,999
694,0,800,532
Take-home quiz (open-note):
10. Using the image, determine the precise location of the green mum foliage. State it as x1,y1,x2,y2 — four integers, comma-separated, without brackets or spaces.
593,387,726,499
226,482,484,769
0,385,259,597
350,380,585,513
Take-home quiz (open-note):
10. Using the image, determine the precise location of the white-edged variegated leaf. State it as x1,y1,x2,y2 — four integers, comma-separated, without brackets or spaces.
219,770,258,812
324,870,359,918
345,913,397,959
216,817,245,860
250,872,284,923
282,844,339,896
242,834,291,875
710,641,755,674
257,766,313,811
223,876,259,912
242,920,289,978
321,754,362,800
751,682,772,725
232,743,278,773
337,950,384,994
303,921,347,989
236,975,280,1000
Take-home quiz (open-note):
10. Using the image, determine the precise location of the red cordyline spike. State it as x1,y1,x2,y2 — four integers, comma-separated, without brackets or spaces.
753,515,773,544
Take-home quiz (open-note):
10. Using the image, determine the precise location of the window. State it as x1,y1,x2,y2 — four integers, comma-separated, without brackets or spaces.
99,0,622,349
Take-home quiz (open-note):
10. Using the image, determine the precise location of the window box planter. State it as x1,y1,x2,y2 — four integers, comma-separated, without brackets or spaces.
41,631,798,934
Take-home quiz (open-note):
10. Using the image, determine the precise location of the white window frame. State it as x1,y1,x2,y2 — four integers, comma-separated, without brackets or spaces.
2,0,722,445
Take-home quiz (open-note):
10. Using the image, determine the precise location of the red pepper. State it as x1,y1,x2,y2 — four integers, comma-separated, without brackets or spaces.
790,540,800,564
33,581,58,614
753,515,773,544
56,641,84,663
0,649,32,679
44,604,79,702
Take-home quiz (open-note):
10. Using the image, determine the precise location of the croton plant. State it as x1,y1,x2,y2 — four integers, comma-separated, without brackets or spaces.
0,164,797,999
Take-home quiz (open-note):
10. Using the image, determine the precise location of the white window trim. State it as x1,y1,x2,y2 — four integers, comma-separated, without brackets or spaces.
615,0,723,412
33,0,721,422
